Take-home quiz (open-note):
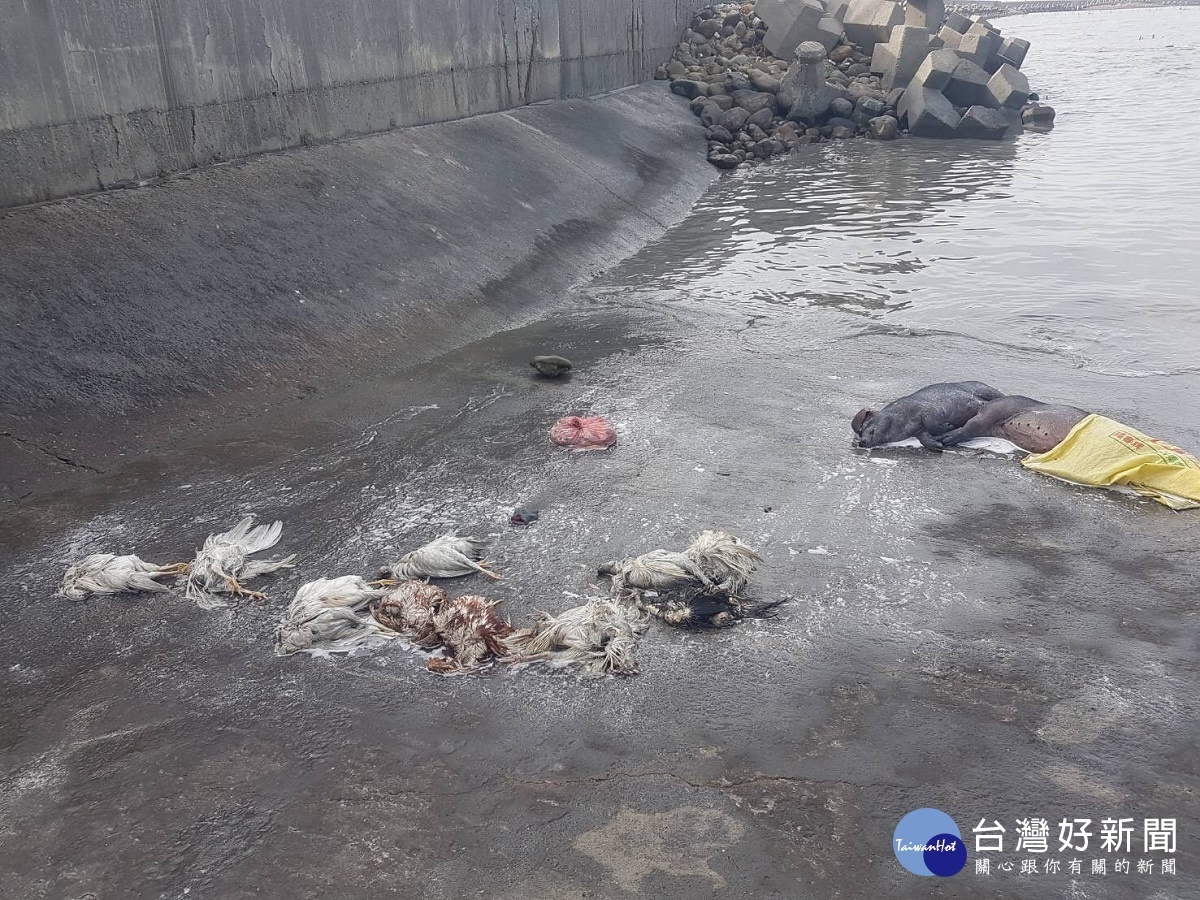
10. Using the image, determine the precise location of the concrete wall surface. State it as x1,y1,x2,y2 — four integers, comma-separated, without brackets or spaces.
0,0,696,207
0,83,713,503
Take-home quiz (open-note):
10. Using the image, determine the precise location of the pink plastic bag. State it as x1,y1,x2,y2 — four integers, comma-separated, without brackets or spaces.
549,416,617,451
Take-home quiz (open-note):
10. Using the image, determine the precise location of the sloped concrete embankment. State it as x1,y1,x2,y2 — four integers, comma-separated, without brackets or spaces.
0,0,699,208
0,84,713,505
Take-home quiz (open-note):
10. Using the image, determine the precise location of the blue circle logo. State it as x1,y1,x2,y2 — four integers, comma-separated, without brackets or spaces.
893,808,967,877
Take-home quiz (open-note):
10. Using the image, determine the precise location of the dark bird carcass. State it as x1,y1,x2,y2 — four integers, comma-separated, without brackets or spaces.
598,530,784,628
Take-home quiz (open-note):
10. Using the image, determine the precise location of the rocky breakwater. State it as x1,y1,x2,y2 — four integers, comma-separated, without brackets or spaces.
657,1,1057,170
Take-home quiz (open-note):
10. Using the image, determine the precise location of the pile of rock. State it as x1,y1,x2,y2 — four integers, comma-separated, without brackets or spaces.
656,1,1056,170
895,9,1055,138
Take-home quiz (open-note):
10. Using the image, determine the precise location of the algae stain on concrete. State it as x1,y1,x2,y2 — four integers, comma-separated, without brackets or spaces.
573,805,744,891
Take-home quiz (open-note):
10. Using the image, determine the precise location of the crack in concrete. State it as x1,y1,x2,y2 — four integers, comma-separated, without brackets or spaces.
1,431,104,474
511,770,907,792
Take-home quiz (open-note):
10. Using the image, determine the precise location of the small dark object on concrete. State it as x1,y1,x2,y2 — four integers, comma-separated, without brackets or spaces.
530,355,572,377
510,508,540,526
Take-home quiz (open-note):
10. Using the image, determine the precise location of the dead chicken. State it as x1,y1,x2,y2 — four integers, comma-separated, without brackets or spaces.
368,579,449,646
597,548,712,595
634,585,787,629
59,553,189,600
599,531,783,628
378,532,500,581
505,597,648,675
684,530,762,595
185,516,297,609
274,576,393,657
425,594,514,675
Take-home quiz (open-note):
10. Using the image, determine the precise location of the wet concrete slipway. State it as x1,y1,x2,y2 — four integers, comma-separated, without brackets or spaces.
4,12,1200,900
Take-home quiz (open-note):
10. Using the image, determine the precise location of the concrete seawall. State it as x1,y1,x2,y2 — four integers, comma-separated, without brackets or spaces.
0,83,713,506
0,0,698,208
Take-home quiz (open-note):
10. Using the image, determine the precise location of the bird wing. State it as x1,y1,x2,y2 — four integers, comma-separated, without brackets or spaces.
212,516,256,546
449,536,488,560
240,553,297,580
240,520,285,555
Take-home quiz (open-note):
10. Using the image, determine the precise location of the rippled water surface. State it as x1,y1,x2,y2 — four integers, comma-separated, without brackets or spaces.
600,7,1200,377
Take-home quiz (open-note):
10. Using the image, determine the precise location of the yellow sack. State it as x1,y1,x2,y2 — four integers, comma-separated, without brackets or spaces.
1022,414,1200,510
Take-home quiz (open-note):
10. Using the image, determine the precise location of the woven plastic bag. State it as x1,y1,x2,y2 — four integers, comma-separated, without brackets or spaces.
1022,414,1200,510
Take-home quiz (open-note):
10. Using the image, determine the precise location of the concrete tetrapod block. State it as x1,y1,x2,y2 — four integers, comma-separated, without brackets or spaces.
937,24,963,50
998,36,1031,69
1002,107,1024,135
987,63,1031,109
956,105,1008,139
755,0,793,28
763,0,826,60
825,0,850,21
910,48,961,91
958,21,1003,67
870,25,932,92
897,85,961,136
842,0,905,52
944,10,972,32
943,58,992,107
904,0,945,31
815,16,845,51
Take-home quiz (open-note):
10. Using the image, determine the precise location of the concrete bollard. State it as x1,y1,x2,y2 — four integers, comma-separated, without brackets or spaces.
782,41,839,121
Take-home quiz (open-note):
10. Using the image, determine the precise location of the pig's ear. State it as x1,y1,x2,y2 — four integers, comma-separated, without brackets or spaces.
851,408,874,435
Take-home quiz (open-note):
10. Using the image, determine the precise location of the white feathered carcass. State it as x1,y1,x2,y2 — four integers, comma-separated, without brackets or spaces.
596,549,711,594
185,516,296,609
274,576,392,657
684,530,762,595
599,530,782,628
505,597,648,675
378,532,500,581
59,553,188,600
